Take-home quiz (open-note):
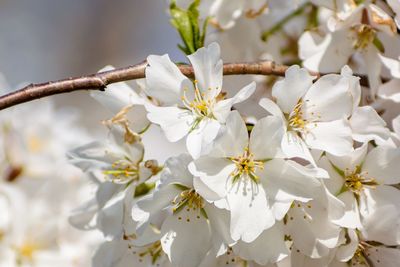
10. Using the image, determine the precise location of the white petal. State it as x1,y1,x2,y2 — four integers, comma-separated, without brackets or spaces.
272,65,315,114
92,239,135,267
359,186,400,245
335,228,358,262
209,111,248,158
281,131,317,165
379,54,400,78
67,141,117,172
289,246,336,267
132,185,181,234
302,73,354,122
97,191,125,239
189,158,235,201
188,42,223,99
161,210,212,267
90,77,150,132
92,66,144,110
304,119,353,156
250,115,285,160
204,202,236,250
340,65,362,112
213,82,256,123
233,223,289,265
145,103,193,142
262,159,321,203
258,97,285,121
286,200,342,258
332,191,361,229
363,44,382,96
227,180,274,243
145,54,192,105
161,154,194,187
378,79,400,103
326,142,368,173
299,30,354,73
206,0,243,29
270,201,292,221
393,114,400,136
318,156,345,196
350,106,390,143
186,118,221,159
362,146,400,185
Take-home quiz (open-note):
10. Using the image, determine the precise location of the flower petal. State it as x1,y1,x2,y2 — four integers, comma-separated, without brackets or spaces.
145,54,192,105
233,223,288,265
362,146,400,185
304,119,353,156
132,185,181,234
187,42,223,99
332,191,361,229
262,159,321,203
302,73,354,122
227,180,274,243
189,158,235,201
258,97,285,121
213,82,256,123
250,115,285,160
186,118,221,159
272,65,315,114
145,103,193,142
378,79,400,103
326,142,368,173
350,106,390,143
161,210,212,267
209,111,248,158
359,186,400,245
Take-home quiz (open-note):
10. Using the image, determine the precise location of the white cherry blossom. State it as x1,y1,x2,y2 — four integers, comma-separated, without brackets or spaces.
299,2,400,95
190,111,322,243
319,143,400,245
132,154,234,267
144,42,255,158
259,65,358,165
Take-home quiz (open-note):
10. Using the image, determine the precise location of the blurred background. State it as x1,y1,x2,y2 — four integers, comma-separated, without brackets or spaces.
0,0,184,134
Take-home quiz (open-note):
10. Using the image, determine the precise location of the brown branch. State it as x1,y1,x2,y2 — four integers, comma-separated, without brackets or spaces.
0,60,369,111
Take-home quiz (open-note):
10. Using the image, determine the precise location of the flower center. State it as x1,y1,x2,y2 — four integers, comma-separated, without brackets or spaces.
288,100,309,132
181,81,214,119
351,24,376,50
103,159,139,184
134,241,163,265
230,148,264,183
344,167,378,195
351,242,374,266
16,242,40,262
172,188,204,214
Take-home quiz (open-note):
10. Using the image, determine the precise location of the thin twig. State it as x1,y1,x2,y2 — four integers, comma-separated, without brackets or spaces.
0,60,370,111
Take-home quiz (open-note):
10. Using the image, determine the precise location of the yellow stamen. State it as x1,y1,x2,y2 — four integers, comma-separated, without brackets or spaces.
172,189,204,215
230,147,264,183
103,159,139,183
344,166,378,195
181,82,215,120
351,24,376,50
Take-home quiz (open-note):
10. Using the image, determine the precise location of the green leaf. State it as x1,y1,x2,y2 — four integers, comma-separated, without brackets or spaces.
169,0,208,55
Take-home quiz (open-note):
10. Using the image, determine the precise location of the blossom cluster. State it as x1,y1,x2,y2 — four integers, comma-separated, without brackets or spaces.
0,95,101,266
69,35,400,266
1,0,400,266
